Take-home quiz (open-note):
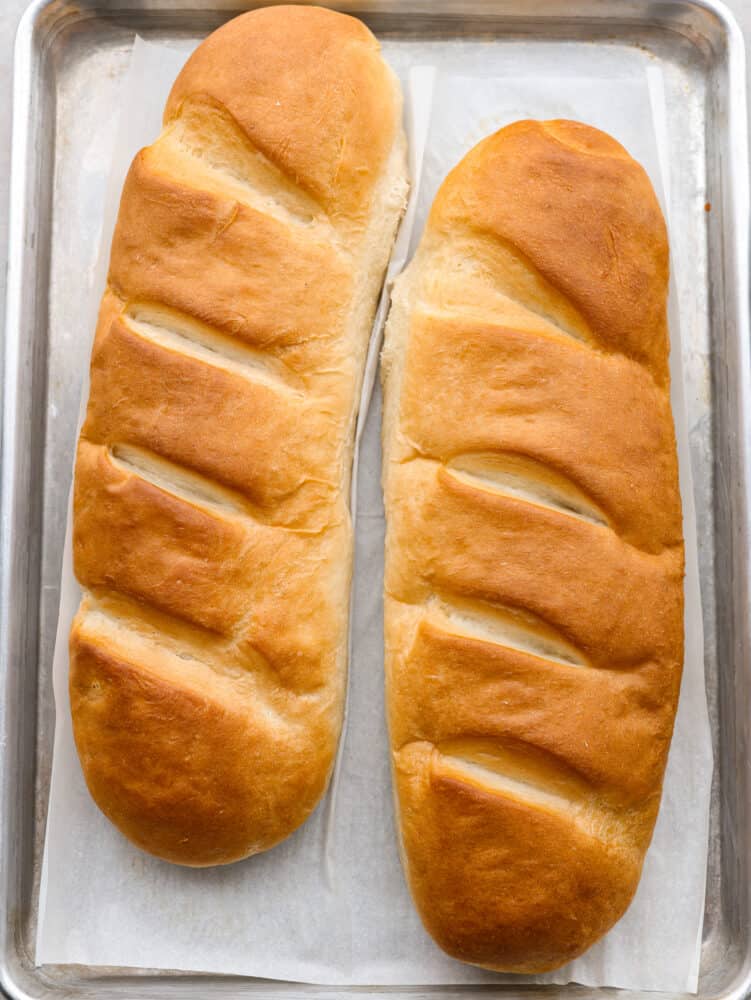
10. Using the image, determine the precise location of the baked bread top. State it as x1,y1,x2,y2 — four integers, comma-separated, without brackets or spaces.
382,119,684,971
69,5,407,867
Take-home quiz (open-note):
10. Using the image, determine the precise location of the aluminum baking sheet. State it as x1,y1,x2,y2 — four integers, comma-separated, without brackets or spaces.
2,2,750,1000
32,32,711,992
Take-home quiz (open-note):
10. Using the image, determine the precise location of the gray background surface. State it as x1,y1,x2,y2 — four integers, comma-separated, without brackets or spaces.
0,0,749,335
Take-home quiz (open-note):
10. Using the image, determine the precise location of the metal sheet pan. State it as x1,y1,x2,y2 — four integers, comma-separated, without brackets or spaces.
1,1,749,998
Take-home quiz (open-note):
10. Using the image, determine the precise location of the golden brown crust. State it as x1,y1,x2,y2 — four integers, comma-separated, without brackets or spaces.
394,742,642,974
428,119,670,373
382,120,683,969
70,6,407,866
70,603,335,866
164,5,396,220
109,150,353,356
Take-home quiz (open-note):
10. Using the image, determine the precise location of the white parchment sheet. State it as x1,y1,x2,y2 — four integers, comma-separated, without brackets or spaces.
36,36,712,994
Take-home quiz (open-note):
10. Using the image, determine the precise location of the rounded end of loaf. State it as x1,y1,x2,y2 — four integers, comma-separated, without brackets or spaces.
69,598,338,866
394,742,645,973
427,118,670,379
163,4,402,223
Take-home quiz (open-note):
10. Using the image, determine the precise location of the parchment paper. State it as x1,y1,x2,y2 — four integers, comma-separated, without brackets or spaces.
36,36,712,994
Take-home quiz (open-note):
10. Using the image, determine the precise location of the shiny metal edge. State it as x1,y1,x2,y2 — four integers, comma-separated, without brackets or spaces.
1,3,50,1000
1,1,749,998
707,5,751,1000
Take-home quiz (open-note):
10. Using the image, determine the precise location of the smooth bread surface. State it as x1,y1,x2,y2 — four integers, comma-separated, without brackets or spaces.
382,120,684,971
70,5,407,866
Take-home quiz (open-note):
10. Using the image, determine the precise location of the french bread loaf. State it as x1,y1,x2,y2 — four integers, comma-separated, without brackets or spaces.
69,5,407,866
382,120,684,971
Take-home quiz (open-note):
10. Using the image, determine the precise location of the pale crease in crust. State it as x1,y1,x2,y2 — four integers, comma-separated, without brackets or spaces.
123,306,304,394
69,6,408,867
443,452,609,528
382,119,683,970
423,595,587,668
107,444,250,517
